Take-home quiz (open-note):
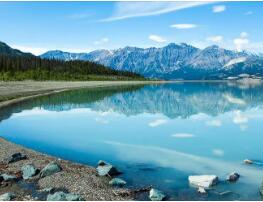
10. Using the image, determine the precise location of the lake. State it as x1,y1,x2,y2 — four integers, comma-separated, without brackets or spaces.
1,82,263,200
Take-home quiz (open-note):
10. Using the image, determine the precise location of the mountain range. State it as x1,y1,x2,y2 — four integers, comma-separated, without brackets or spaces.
41,43,263,80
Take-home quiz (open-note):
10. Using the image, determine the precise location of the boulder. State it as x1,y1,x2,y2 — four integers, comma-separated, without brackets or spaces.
149,188,166,201
109,178,126,187
40,162,62,178
244,159,253,164
47,191,81,201
21,164,38,179
0,174,17,182
188,175,218,188
198,187,207,194
96,163,121,176
98,160,107,166
6,152,27,164
0,193,15,201
226,172,240,182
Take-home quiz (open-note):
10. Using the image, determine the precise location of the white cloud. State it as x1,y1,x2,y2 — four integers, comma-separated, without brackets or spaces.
10,45,49,56
223,94,246,105
206,35,223,43
94,38,109,45
244,11,253,15
233,110,248,124
212,5,226,13
101,2,212,22
212,149,224,157
206,120,222,127
233,32,250,52
148,35,167,43
170,24,197,29
171,133,195,138
149,119,167,127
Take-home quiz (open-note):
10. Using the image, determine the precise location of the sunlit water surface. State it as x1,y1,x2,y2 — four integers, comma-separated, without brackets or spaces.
1,82,263,200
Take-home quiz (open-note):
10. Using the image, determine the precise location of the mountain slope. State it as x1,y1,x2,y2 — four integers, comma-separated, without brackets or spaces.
41,43,263,80
0,42,33,57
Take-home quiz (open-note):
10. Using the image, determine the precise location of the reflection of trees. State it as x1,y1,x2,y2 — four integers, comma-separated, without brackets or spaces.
1,82,263,122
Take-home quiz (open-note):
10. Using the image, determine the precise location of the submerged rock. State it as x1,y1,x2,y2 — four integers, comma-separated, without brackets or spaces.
244,159,253,164
149,188,166,201
109,178,126,187
0,193,15,201
6,152,27,164
260,182,263,196
188,175,218,188
226,172,240,182
47,191,81,201
40,162,62,178
96,161,121,176
21,164,38,179
0,174,17,182
198,187,207,194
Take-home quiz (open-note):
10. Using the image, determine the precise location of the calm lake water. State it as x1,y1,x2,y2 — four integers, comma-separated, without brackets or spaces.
1,82,263,200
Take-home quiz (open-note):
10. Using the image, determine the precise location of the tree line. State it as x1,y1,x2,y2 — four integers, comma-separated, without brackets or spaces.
0,54,144,81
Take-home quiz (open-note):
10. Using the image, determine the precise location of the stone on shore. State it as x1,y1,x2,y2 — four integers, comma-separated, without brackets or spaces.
0,193,15,201
47,191,81,201
0,174,17,182
96,161,121,176
226,172,240,182
21,164,38,179
188,175,218,188
6,152,27,164
149,188,166,201
198,187,207,194
244,159,253,164
40,162,62,178
109,178,126,187
98,160,107,166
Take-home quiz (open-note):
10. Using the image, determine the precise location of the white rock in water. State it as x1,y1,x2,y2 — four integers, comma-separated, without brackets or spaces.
198,187,207,194
188,175,218,188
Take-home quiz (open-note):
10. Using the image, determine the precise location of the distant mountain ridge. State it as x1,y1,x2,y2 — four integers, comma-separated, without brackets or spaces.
41,43,263,80
0,41,33,57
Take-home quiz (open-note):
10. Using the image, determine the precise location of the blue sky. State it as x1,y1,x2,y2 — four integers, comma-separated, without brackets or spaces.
0,1,262,55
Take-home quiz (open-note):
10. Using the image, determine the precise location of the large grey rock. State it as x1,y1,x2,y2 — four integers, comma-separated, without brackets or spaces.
188,175,218,188
226,172,240,182
97,160,107,166
96,162,121,176
6,152,27,164
0,174,17,182
40,162,62,178
21,164,38,179
109,178,126,187
0,193,15,201
47,192,81,201
149,188,166,201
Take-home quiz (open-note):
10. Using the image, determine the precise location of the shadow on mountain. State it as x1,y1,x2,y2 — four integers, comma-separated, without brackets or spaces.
1,81,263,122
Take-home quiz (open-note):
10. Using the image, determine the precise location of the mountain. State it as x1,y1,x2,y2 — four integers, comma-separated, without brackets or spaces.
0,41,33,57
0,41,143,81
41,43,263,80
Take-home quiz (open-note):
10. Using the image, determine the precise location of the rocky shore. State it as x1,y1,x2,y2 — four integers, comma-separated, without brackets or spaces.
0,137,139,201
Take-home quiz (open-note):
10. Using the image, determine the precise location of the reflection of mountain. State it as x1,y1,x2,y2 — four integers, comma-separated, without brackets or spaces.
1,82,263,121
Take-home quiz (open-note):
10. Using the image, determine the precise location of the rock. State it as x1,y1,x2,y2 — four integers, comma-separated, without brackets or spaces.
47,192,81,201
40,162,62,178
149,188,166,201
6,152,27,163
0,193,15,201
188,175,218,188
98,160,107,166
21,164,38,179
96,163,121,176
244,159,253,164
260,182,263,196
0,174,17,182
198,187,207,194
109,178,126,187
226,172,240,182
40,187,54,193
